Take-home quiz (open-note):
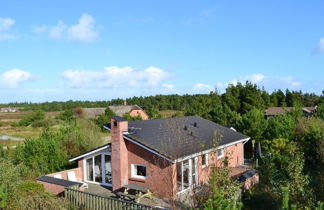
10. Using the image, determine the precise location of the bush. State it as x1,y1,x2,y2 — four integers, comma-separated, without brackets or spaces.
56,109,75,122
17,110,45,126
95,107,116,130
14,130,69,175
74,107,84,118
31,118,60,128
61,119,105,157
0,159,69,209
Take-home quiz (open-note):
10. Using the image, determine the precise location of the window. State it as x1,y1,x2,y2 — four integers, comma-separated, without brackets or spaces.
131,164,147,179
86,158,94,181
217,148,224,159
202,154,208,168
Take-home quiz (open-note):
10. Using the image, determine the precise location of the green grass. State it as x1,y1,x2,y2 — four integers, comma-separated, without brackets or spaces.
159,110,184,118
0,111,62,140
0,140,23,147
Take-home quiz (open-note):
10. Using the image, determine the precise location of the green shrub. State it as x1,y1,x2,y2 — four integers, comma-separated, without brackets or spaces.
17,110,45,126
123,113,143,121
56,109,75,122
31,118,60,128
14,130,68,175
95,107,116,130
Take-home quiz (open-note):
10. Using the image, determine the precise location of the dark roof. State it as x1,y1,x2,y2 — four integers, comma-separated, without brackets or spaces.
37,176,82,187
238,169,257,182
124,116,249,160
112,116,127,122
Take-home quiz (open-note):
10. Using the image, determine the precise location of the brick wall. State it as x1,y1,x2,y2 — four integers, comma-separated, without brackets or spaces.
126,141,176,198
111,118,129,191
129,109,149,120
37,181,66,196
38,167,84,195
197,142,244,184
46,167,83,181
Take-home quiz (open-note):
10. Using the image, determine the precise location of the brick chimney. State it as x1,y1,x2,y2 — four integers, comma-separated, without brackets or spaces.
111,116,129,191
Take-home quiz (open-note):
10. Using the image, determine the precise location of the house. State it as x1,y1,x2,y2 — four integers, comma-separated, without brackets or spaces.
38,116,255,199
108,105,149,120
265,106,316,119
82,105,149,120
0,107,16,113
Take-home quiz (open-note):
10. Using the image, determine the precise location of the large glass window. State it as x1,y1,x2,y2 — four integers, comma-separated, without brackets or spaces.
94,155,102,183
183,160,189,189
105,155,112,184
176,162,182,191
86,158,93,181
177,158,198,192
85,153,112,185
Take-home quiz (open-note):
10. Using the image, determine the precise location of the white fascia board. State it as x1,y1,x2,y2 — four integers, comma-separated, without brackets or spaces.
103,125,111,131
175,137,250,163
123,135,175,163
69,145,110,162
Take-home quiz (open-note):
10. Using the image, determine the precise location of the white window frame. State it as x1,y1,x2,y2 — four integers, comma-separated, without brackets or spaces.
83,150,112,187
202,153,208,168
217,148,224,159
131,164,147,180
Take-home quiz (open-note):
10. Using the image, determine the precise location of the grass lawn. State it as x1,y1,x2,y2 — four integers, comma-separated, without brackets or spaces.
0,140,23,147
0,126,43,139
159,110,183,118
0,111,62,140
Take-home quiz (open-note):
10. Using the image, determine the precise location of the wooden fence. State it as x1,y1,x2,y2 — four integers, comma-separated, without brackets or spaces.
65,187,165,210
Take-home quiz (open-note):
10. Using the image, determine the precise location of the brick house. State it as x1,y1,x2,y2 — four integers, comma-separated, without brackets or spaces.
82,105,149,120
39,116,254,198
265,106,316,119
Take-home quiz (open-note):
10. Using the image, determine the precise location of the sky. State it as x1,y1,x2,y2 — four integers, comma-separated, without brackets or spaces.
0,0,323,103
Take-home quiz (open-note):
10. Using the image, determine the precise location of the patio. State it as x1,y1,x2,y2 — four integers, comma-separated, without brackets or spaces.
83,183,173,209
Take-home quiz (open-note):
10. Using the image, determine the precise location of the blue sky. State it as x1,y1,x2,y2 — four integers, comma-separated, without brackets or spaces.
0,0,323,103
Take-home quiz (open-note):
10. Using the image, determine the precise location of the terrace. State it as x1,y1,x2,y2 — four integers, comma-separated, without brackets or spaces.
84,183,172,208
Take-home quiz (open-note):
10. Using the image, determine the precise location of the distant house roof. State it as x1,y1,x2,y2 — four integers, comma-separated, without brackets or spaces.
111,116,249,160
82,105,144,118
265,106,316,116
265,107,294,116
82,108,106,118
302,107,316,113
108,105,143,117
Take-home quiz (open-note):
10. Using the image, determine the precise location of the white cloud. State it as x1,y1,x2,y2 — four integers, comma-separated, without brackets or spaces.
33,25,48,33
61,66,170,88
0,69,34,88
192,83,214,93
67,14,98,43
0,17,15,40
49,20,67,39
314,37,324,54
35,14,99,43
162,83,174,89
215,73,301,92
